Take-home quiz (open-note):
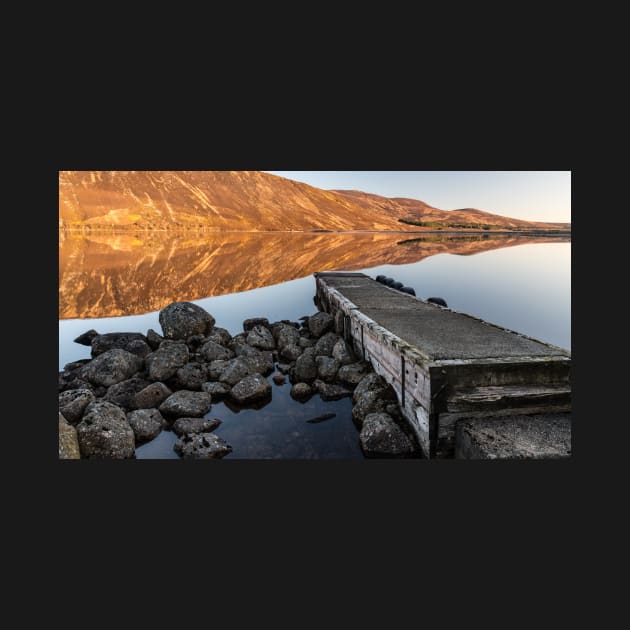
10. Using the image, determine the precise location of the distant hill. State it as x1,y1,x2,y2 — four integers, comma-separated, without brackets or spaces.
58,171,569,231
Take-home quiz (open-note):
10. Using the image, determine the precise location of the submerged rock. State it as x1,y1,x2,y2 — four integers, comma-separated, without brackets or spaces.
58,388,95,424
200,340,235,362
59,413,81,459
308,311,334,338
272,373,286,385
145,341,189,381
91,332,151,358
85,349,144,387
201,381,231,399
230,374,272,404
74,329,99,346
174,433,232,459
172,417,222,436
159,301,215,340
104,376,151,410
127,408,166,443
159,390,212,418
131,382,172,410
360,412,416,457
290,382,313,401
76,401,135,459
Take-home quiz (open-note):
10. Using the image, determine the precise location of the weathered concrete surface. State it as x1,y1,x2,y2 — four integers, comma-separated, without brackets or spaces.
455,413,571,459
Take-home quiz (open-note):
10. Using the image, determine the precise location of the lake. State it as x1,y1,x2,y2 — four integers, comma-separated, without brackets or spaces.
59,231,571,459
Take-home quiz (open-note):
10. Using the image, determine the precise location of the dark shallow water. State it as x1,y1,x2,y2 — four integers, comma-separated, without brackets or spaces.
59,236,570,459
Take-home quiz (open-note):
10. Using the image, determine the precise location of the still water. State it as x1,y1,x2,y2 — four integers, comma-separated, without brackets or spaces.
59,232,571,459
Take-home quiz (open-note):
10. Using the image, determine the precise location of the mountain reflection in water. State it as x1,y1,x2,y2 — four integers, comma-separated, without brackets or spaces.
58,231,569,320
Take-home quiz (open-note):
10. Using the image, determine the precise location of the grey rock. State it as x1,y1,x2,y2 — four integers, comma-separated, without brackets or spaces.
219,357,254,386
63,359,91,372
230,374,272,404
91,332,151,358
332,339,356,365
74,329,99,346
201,381,231,398
298,337,314,348
85,349,144,387
186,334,207,350
308,311,333,338
145,341,189,381
172,417,222,436
174,433,232,459
205,327,232,346
312,379,353,401
290,382,313,401
275,325,300,350
337,362,371,387
294,348,317,382
200,340,235,362
58,388,95,424
229,333,249,349
353,373,397,404
235,344,274,375
207,359,230,380
174,362,208,391
146,328,164,350
316,356,341,382
127,409,166,443
159,390,212,418
272,373,286,385
104,376,151,410
131,382,173,410
280,344,302,362
59,413,80,459
352,390,389,427
243,317,270,332
159,301,215,340
314,332,339,358
360,413,417,457
246,325,276,350
76,401,135,459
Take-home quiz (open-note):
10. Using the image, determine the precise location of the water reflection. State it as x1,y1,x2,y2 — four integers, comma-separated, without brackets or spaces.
59,231,569,319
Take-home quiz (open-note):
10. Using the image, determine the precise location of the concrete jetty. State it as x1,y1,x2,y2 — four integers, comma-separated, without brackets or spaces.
314,272,571,459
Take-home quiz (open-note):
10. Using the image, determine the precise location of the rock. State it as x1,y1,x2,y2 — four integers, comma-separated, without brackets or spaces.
337,361,371,387
174,433,232,459
229,333,249,349
352,390,389,427
275,325,300,350
230,374,272,404
186,334,207,350
290,382,313,401
294,348,317,382
427,297,448,308
146,328,164,350
401,287,416,296
201,381,231,398
235,344,274,375
308,311,333,338
360,413,416,457
127,409,166,443
145,341,189,381
246,325,276,350
353,373,397,404
159,390,212,418
131,382,173,410
58,372,92,393
312,380,353,401
280,344,302,362
172,417,222,436
174,362,208,390
91,332,151,358
392,281,404,290
219,357,254,386
63,359,91,372
159,301,215,340
200,340,235,362
59,413,80,459
332,339,356,365
104,376,151,410
207,359,230,380
243,317,270,332
76,401,135,459
273,373,286,385
316,356,340,382
205,327,232,346
85,349,144,387
298,337,314,348
58,389,95,424
277,363,292,374
74,329,99,346
314,332,339,357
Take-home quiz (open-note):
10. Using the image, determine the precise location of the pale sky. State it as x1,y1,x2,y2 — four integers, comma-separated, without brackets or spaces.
265,171,571,223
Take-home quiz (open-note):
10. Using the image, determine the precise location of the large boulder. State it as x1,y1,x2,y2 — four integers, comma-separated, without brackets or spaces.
174,433,232,459
159,390,212,419
76,401,135,459
91,332,151,358
332,339,356,365
58,388,95,424
85,349,143,387
353,373,397,404
360,412,416,457
59,413,81,459
316,356,340,382
74,329,99,346
127,409,166,443
159,302,215,340
308,312,334,338
201,381,231,399
235,344,274,375
219,357,254,386
174,362,208,391
104,376,151,410
312,380,353,401
314,332,339,358
243,317,270,332
172,417,222,436
294,348,317,382
131,382,172,410
199,340,235,362
275,325,300,350
145,341,189,381
337,362,371,387
246,325,276,350
230,374,272,404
